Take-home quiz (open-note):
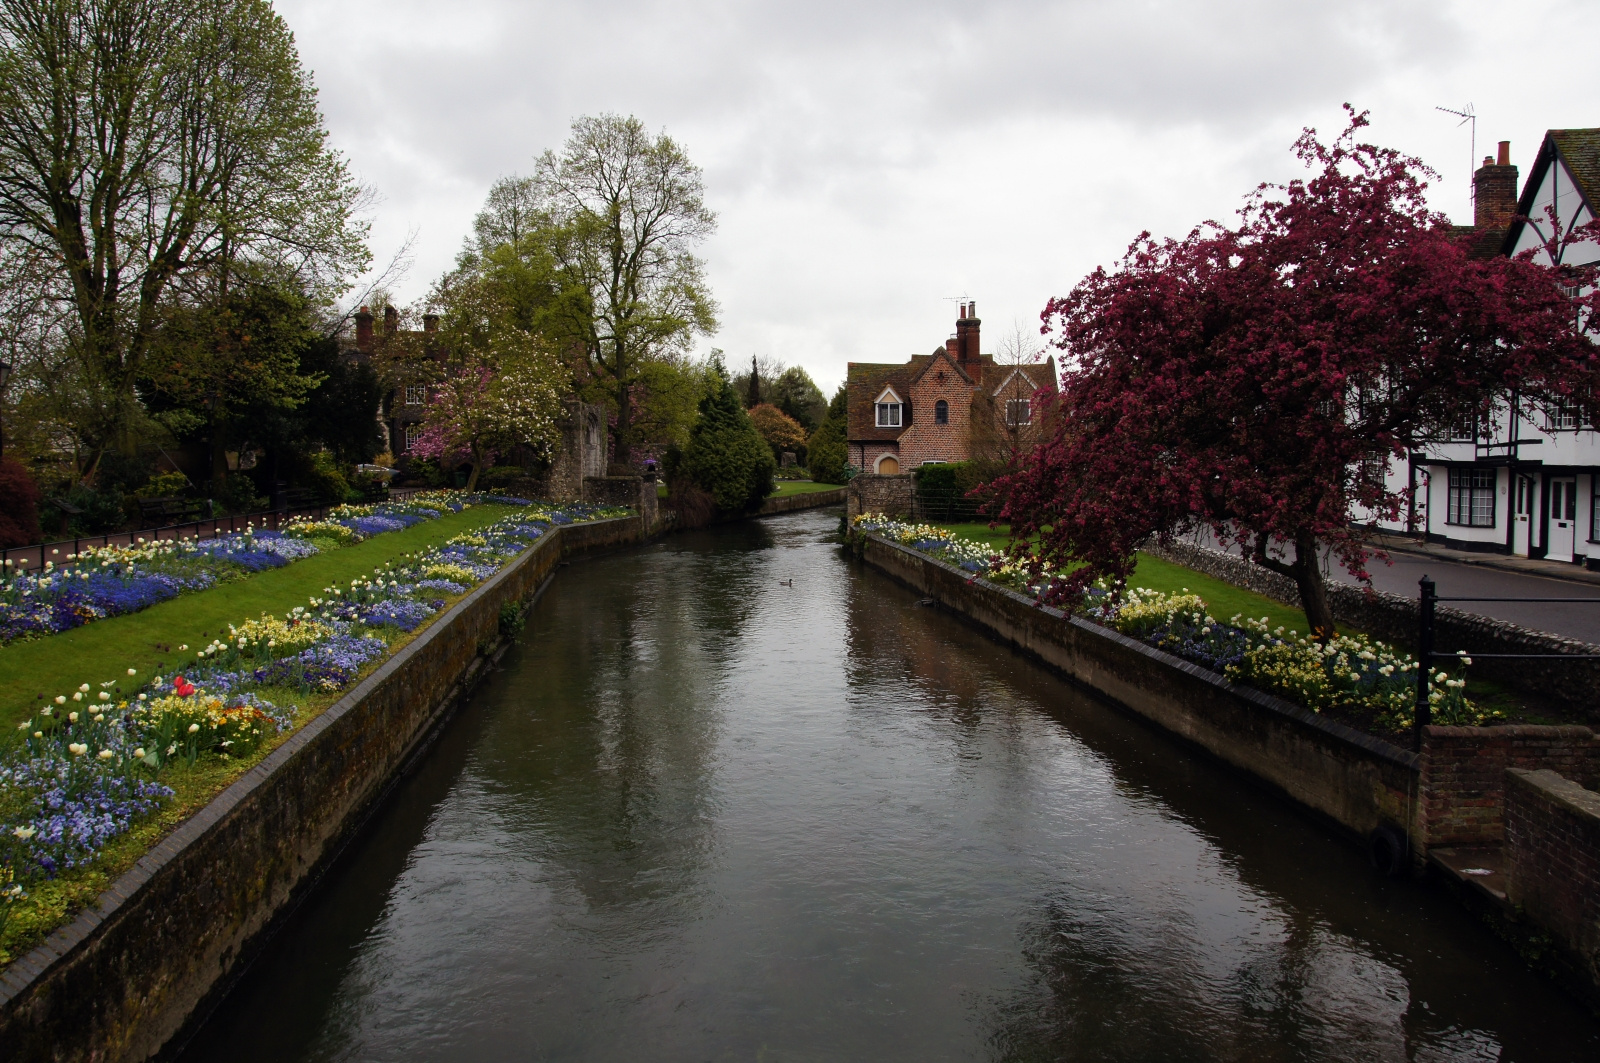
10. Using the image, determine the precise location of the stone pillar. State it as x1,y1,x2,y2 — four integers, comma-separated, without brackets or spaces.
547,399,608,501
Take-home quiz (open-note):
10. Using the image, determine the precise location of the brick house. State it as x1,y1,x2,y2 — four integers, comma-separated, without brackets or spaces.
350,305,440,457
845,302,1058,474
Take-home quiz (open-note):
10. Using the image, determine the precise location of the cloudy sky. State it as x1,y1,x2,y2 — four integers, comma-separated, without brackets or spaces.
276,0,1598,395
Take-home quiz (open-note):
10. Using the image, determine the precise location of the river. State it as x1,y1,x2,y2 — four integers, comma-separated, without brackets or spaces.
179,508,1600,1061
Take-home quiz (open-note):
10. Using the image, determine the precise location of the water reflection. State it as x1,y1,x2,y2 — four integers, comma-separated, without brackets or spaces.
180,509,1599,1062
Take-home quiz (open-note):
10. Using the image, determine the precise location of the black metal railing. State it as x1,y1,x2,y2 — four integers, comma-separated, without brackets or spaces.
910,487,986,524
1413,575,1600,750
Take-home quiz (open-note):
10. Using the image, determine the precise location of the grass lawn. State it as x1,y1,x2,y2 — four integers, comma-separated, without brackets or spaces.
769,480,844,498
934,521,1323,638
0,504,523,730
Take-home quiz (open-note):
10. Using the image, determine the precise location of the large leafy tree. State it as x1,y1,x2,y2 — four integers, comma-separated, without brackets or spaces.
534,115,718,464
0,0,368,466
994,110,1600,637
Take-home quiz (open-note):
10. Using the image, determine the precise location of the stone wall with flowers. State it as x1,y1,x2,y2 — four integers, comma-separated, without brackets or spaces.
0,515,648,1063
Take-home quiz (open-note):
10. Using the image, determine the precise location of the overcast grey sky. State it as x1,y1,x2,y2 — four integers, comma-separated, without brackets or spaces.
277,0,1598,395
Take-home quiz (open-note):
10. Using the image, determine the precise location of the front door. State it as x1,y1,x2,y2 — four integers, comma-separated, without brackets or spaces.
877,455,900,475
1513,475,1532,556
1549,477,1578,562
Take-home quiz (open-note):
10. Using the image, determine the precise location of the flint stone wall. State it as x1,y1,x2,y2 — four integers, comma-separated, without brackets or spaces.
846,474,914,520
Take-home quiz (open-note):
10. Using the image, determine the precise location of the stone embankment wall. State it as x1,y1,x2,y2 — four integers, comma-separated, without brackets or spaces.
1143,540,1600,714
759,488,845,516
857,533,1420,843
1506,769,1600,1004
0,515,650,1063
846,474,913,520
859,531,1600,1010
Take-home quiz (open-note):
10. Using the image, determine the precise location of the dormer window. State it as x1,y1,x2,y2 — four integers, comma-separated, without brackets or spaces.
875,387,903,427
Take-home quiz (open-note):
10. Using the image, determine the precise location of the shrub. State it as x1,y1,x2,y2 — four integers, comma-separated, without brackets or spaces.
133,471,192,499
681,361,775,512
0,459,42,547
304,450,352,503
807,384,849,484
214,473,266,515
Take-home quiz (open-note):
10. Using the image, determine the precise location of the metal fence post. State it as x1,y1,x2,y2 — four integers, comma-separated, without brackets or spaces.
1415,575,1436,752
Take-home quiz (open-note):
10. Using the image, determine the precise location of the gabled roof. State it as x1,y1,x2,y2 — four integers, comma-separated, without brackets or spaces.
989,360,1059,397
1504,128,1600,254
847,360,920,441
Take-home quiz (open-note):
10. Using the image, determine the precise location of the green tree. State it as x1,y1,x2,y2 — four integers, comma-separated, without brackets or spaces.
0,0,368,468
141,274,322,490
682,359,774,512
807,385,849,483
771,366,827,430
534,115,718,465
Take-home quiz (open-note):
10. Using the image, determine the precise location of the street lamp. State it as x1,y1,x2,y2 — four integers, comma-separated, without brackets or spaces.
0,359,11,462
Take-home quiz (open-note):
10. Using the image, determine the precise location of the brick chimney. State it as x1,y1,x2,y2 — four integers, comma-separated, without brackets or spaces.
956,300,981,384
383,304,399,335
1474,141,1518,230
355,305,374,353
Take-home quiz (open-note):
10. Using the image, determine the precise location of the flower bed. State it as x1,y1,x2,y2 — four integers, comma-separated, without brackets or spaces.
0,493,530,644
0,500,628,944
851,516,1499,736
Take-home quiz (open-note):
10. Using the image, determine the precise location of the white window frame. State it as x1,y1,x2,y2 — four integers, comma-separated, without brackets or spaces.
405,384,427,406
404,423,423,452
874,387,903,428
1446,467,1495,527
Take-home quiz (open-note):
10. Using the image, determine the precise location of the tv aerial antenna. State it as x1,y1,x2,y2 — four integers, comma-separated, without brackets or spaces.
1436,103,1477,214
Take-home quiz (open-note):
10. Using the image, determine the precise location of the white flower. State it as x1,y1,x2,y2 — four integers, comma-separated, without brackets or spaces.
166,744,177,755
138,693,147,702
127,668,137,676
98,691,110,701
187,723,200,733
68,742,88,756
68,711,78,723
72,691,83,701
54,695,65,705
97,749,114,760
78,683,89,692
134,748,147,758
33,731,43,739
12,826,36,840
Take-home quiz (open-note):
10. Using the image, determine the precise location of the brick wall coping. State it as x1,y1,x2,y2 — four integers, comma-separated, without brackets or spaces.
863,532,1419,772
0,515,642,1043
1509,767,1600,821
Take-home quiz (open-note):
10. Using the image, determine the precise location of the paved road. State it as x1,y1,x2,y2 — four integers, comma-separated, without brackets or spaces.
1330,551,1600,644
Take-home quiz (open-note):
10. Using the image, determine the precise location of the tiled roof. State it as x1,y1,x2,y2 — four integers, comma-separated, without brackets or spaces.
1550,128,1600,210
1506,128,1600,255
847,360,920,441
1449,223,1511,260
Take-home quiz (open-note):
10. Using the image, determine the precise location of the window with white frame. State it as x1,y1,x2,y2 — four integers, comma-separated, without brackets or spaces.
1446,467,1496,527
876,400,902,427
405,384,426,405
404,423,423,452
1006,399,1031,426
1446,411,1477,442
1547,398,1580,431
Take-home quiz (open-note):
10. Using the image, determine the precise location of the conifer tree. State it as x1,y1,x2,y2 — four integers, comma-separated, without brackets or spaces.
683,359,775,511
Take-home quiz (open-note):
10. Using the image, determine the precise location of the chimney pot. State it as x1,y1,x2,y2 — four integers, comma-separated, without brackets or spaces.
423,313,438,333
1473,147,1519,231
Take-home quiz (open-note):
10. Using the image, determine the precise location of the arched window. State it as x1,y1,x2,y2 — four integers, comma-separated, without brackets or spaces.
934,399,949,425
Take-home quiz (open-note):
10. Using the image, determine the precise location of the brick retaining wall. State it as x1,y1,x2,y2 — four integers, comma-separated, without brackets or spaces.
1421,727,1600,847
1506,768,1600,1008
0,515,648,1063
1144,540,1600,715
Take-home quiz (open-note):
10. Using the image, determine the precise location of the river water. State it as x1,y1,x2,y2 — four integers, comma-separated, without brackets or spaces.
180,509,1600,1061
